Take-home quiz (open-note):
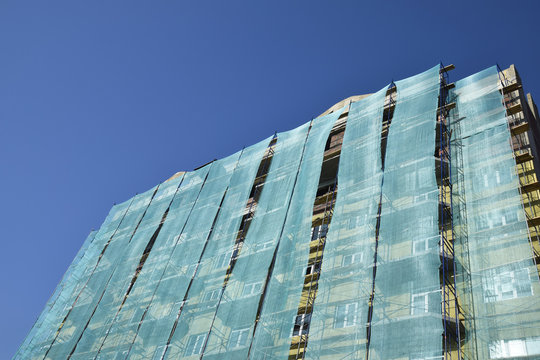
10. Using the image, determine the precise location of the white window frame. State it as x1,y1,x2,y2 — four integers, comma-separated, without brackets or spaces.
151,345,166,360
414,193,429,203
258,240,274,251
203,288,222,302
305,262,321,275
311,224,328,240
411,292,429,315
242,281,263,297
342,252,363,267
292,313,311,336
334,302,358,328
483,267,533,303
214,251,232,269
412,238,429,254
483,174,489,188
488,338,540,358
185,333,207,356
228,328,250,349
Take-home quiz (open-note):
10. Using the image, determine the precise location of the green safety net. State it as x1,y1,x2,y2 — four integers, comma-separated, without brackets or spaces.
43,185,159,359
17,65,540,360
118,148,253,360
88,172,195,358
369,65,443,359
305,87,387,359
452,67,540,359
158,137,271,360
94,166,210,360
15,229,97,359
248,108,345,359
15,197,135,360
68,173,188,359
95,152,242,359
199,122,311,360
19,198,135,360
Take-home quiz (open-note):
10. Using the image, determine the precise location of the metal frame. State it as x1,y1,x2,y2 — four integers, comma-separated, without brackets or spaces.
439,63,463,360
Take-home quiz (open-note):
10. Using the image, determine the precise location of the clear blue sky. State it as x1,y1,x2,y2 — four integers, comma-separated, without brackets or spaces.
1,1,538,357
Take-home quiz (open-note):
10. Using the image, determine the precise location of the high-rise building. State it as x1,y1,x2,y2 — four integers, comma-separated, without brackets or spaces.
15,64,540,360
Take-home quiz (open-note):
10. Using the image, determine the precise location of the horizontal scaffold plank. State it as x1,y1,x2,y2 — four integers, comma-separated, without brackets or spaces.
521,181,540,193
516,152,534,164
511,122,529,135
507,103,522,116
527,216,540,227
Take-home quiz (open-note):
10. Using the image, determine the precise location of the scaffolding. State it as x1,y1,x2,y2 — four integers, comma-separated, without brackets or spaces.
450,65,540,360
438,64,463,360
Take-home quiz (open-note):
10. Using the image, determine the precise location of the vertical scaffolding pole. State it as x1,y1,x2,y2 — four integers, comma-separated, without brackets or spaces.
439,63,462,360
294,177,337,360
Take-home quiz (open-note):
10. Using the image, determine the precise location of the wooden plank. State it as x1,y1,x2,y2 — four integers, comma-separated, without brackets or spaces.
441,64,455,73
522,181,540,193
516,152,534,164
165,171,186,182
445,82,456,90
528,216,540,227
438,102,456,113
507,103,522,116
503,82,522,94
511,122,529,135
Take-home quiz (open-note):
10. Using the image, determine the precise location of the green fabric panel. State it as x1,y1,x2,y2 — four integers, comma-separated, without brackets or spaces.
157,137,271,360
102,165,212,360
453,66,540,359
249,108,345,359
44,186,159,359
369,65,443,360
124,154,242,359
306,86,387,359
17,198,135,360
95,154,240,360
69,174,187,359
15,229,97,359
198,123,311,360
20,199,131,360
18,65,540,360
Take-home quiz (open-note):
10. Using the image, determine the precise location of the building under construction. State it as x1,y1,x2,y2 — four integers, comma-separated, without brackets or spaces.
15,64,540,360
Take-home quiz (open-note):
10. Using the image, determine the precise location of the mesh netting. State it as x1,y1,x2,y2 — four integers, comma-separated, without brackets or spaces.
69,175,188,359
452,66,540,359
248,109,345,360
42,186,159,359
369,65,443,359
129,139,270,360
16,197,136,359
93,163,225,360
15,229,98,358
197,122,312,360
15,65,540,360
305,87,387,359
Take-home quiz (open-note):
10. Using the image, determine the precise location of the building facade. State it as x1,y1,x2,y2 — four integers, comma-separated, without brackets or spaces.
15,64,540,360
